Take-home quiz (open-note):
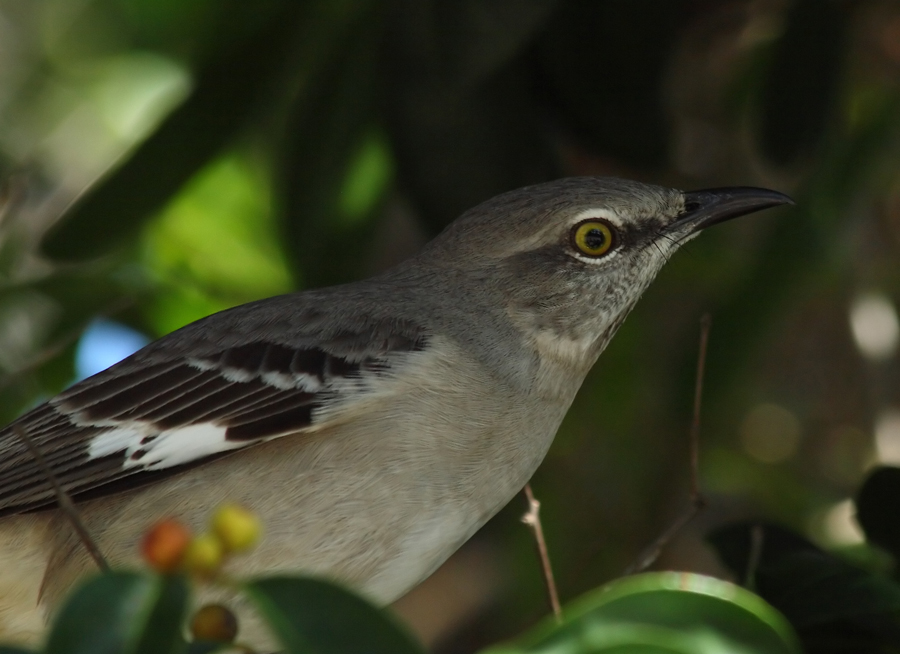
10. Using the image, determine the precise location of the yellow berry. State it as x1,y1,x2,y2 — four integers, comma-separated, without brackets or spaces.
211,504,262,552
183,533,224,577
141,519,191,573
190,603,238,643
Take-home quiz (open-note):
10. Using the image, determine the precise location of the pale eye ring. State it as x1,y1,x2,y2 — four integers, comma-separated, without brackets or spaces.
570,219,616,257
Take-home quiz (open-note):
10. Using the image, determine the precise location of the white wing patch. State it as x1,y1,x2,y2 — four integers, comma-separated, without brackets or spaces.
87,422,245,471
260,370,324,392
187,357,324,392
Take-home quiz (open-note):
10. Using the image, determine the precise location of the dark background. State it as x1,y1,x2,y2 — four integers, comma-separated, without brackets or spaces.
0,0,899,651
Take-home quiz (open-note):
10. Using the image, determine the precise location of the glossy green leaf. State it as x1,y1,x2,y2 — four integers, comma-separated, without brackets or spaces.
134,574,190,654
856,467,900,561
482,572,800,654
45,572,189,654
243,576,424,654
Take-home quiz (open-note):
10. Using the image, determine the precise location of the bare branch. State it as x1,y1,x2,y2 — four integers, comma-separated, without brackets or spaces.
522,483,562,622
689,313,712,502
13,425,109,572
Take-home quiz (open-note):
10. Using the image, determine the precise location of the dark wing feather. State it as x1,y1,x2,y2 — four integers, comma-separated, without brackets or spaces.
0,314,428,517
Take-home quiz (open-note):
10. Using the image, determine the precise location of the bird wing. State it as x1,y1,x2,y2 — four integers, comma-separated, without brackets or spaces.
0,307,428,517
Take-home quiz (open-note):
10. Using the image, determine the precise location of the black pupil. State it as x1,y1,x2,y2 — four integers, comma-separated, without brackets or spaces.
584,228,607,250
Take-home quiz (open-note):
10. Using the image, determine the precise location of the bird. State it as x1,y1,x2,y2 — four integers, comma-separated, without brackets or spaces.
0,177,791,645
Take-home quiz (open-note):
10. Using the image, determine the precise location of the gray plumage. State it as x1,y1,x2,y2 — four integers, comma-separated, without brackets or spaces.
0,177,790,645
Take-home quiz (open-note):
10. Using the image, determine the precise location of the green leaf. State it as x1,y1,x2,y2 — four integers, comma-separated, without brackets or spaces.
243,576,424,654
482,572,800,654
856,467,900,562
0,647,35,653
135,574,190,654
45,572,189,654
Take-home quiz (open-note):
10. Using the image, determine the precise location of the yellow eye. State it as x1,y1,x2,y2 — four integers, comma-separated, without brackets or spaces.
571,220,615,257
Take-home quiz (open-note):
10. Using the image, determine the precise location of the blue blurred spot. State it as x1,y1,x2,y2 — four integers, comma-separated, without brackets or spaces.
75,319,150,380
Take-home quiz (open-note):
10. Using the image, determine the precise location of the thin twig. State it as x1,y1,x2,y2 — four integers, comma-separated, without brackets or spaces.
522,483,562,622
13,425,109,571
689,313,712,501
624,314,712,575
624,510,702,575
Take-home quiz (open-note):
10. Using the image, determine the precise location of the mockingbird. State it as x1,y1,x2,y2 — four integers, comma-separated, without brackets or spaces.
0,176,790,644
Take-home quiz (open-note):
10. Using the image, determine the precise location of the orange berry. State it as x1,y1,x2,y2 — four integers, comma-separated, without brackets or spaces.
211,504,262,552
190,603,238,643
141,519,191,573
183,533,224,577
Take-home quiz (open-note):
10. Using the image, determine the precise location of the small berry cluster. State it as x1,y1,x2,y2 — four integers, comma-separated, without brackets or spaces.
141,503,262,576
140,504,262,645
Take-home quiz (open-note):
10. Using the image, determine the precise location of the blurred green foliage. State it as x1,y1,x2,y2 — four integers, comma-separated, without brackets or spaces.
4,567,804,654
1,0,900,651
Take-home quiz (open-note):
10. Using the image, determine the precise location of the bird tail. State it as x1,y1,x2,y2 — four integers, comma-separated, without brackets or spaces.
0,513,51,647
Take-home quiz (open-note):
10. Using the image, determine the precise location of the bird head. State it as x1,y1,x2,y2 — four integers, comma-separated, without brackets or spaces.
419,177,793,367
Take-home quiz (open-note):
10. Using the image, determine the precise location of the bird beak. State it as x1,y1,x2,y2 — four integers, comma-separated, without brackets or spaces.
668,187,794,233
